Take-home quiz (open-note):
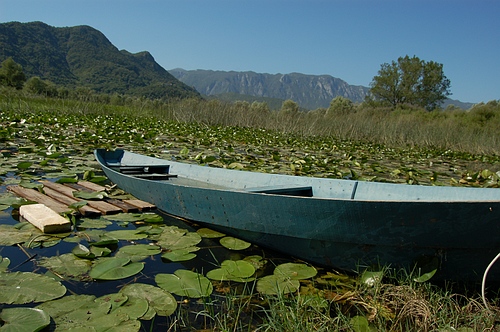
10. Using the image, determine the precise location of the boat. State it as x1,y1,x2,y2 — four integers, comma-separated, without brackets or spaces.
94,148,500,281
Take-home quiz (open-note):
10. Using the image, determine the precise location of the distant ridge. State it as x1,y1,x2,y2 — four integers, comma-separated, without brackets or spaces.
0,21,200,100
170,68,474,110
169,68,369,110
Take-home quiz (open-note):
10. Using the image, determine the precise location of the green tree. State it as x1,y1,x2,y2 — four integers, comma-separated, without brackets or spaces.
326,96,354,117
0,57,26,89
369,55,451,111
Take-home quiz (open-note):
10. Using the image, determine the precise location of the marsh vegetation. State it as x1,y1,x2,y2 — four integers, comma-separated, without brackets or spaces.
0,89,499,331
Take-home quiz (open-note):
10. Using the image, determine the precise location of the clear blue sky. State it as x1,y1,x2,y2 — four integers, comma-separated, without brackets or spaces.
1,0,499,103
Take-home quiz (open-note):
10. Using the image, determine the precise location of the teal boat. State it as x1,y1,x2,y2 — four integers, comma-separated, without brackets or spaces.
95,149,500,281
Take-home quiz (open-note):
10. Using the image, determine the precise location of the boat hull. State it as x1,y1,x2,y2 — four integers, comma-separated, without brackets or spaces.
95,149,500,281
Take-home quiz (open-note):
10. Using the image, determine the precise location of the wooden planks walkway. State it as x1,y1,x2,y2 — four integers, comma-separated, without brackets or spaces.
8,180,155,216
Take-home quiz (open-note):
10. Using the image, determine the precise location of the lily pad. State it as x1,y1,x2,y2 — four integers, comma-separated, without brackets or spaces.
106,229,148,241
155,226,201,250
120,283,177,318
78,217,113,229
197,227,226,238
161,248,197,262
0,307,50,332
0,224,32,246
206,260,256,282
274,263,318,280
38,253,91,280
256,274,300,295
220,236,251,250
116,243,162,261
0,271,66,304
0,256,11,272
103,212,163,223
89,257,144,280
156,269,213,298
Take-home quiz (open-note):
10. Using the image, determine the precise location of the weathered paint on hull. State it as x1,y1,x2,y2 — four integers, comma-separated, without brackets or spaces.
95,149,500,281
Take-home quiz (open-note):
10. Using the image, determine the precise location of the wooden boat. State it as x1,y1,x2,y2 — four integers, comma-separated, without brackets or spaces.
95,149,500,281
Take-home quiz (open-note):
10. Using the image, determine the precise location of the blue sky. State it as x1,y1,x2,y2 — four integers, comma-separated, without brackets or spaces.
1,0,498,103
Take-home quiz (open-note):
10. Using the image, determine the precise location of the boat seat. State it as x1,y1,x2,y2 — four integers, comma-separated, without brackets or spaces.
107,164,171,175
130,173,178,180
245,185,313,197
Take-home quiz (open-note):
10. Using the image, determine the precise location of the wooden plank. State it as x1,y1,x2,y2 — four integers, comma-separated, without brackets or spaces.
123,199,156,211
65,183,140,213
7,185,70,214
73,180,107,192
42,187,101,216
40,180,122,215
19,204,71,233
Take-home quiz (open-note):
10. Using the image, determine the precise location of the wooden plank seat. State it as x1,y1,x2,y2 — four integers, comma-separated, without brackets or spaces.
106,164,171,175
245,185,313,197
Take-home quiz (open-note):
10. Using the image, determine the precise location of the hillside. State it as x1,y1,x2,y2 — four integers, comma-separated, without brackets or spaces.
0,21,200,100
170,68,474,110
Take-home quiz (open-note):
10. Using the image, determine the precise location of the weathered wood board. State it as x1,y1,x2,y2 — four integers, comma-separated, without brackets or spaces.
7,181,156,216
19,204,71,233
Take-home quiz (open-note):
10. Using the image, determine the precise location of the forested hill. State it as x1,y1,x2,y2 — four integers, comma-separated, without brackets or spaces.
0,21,200,100
169,68,371,109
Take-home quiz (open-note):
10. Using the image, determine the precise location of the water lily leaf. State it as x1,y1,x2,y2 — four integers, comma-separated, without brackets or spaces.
206,260,256,282
156,226,201,250
36,294,96,319
19,180,43,190
78,217,113,229
72,244,111,259
116,243,161,261
274,263,317,280
38,253,91,279
56,176,78,183
113,297,149,320
220,236,251,250
0,307,50,332
360,270,384,287
156,269,213,298
0,224,32,246
256,274,300,295
89,257,144,280
17,161,33,170
161,248,197,262
106,229,148,241
95,292,128,311
73,190,108,200
0,271,66,304
0,256,11,272
103,212,161,223
197,227,226,238
120,283,177,318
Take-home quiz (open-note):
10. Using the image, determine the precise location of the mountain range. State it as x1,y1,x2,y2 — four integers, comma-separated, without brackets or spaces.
0,21,473,110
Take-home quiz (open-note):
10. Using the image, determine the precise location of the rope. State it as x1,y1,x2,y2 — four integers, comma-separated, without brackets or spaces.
482,252,500,311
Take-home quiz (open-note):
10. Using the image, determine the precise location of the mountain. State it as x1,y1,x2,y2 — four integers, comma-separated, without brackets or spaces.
170,68,370,110
0,21,200,99
170,68,474,110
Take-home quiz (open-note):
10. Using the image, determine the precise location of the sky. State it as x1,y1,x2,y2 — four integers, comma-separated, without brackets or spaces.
1,0,499,103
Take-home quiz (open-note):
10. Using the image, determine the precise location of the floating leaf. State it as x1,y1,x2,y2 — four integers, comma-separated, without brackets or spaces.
274,263,317,280
116,243,161,261
38,253,91,280
17,161,33,170
0,224,32,246
0,307,50,332
106,229,148,241
256,274,300,295
0,272,66,304
120,283,177,318
197,227,226,238
206,260,256,282
161,248,197,262
0,256,11,272
89,257,144,280
156,269,213,298
78,217,112,229
220,236,251,250
56,176,78,183
156,226,201,250
73,190,108,200
103,212,163,223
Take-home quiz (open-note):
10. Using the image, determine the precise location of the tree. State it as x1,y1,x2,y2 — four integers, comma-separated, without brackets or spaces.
326,96,354,117
0,58,26,89
369,55,451,111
